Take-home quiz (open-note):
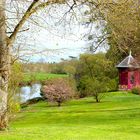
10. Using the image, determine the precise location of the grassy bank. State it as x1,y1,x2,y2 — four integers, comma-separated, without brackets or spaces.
1,92,140,140
23,72,68,83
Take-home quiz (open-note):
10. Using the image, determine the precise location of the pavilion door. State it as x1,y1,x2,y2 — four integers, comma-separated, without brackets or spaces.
129,72,135,89
120,71,128,85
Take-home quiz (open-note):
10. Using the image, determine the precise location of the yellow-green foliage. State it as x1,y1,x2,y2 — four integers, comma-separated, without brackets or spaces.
9,62,24,88
75,53,118,99
8,101,20,113
105,0,140,61
131,86,140,95
8,62,24,113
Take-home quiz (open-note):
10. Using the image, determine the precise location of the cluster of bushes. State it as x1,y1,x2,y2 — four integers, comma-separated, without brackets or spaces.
40,53,118,106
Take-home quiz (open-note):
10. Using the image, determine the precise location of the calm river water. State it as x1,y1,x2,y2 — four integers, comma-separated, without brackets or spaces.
20,83,42,103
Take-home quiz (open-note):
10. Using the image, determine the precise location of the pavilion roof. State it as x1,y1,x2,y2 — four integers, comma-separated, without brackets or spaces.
116,52,140,68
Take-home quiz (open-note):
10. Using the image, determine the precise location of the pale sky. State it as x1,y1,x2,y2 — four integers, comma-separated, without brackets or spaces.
14,23,87,62
8,1,106,62
29,26,87,62
16,20,106,63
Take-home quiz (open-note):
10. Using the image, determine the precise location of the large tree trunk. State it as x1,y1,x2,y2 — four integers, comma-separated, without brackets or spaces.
0,0,64,130
0,0,11,130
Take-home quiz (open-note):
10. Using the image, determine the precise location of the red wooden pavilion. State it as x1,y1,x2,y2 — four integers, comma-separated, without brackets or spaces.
116,51,140,90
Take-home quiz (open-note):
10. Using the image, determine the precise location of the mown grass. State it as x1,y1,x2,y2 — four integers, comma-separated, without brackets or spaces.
23,72,68,82
1,92,140,140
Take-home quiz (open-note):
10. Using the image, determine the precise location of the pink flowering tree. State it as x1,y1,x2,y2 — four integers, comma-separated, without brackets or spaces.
41,78,75,106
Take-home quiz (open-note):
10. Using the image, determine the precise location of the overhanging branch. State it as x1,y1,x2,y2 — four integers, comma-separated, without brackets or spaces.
7,0,40,46
8,0,65,47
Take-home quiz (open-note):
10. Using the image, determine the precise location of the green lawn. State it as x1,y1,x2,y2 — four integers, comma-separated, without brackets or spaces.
23,72,68,82
1,92,140,140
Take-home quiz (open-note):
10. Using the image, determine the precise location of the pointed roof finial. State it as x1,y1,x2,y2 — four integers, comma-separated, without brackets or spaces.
129,50,132,57
116,50,140,68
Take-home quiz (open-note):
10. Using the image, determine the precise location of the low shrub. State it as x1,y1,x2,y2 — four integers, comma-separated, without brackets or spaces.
131,86,140,95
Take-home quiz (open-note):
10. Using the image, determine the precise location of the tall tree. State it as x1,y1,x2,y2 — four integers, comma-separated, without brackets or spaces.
0,0,10,130
75,53,117,100
85,0,140,63
105,0,140,62
0,0,67,130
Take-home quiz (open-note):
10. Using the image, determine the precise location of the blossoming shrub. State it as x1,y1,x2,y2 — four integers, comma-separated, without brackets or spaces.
41,78,75,106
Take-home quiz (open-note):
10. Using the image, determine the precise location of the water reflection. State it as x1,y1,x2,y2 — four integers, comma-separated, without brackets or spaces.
20,83,42,102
